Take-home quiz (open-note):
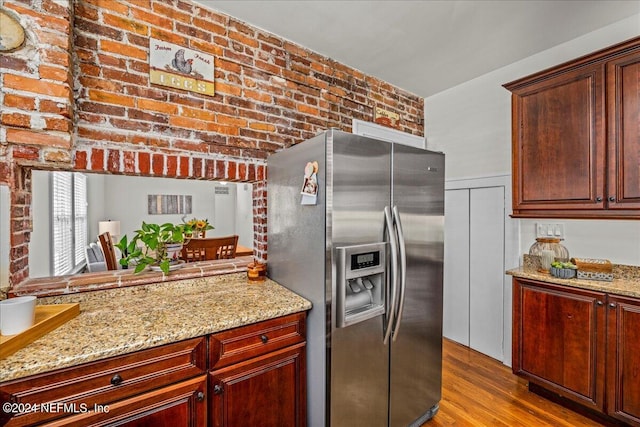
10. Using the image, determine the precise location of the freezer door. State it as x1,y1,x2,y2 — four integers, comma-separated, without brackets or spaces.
329,132,391,427
390,145,444,426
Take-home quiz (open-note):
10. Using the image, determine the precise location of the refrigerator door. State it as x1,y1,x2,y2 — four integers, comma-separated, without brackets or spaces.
389,144,444,426
329,131,391,427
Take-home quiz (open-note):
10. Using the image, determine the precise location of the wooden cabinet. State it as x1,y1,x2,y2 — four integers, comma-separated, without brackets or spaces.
606,295,640,426
512,278,606,410
1,337,207,426
209,312,306,427
504,36,640,219
41,375,207,427
513,277,640,425
0,312,308,427
607,50,640,210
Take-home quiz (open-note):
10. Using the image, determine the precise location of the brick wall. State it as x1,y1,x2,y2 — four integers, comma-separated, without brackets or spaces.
0,0,424,288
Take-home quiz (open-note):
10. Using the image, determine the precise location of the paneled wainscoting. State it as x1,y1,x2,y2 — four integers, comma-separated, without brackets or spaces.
428,339,601,426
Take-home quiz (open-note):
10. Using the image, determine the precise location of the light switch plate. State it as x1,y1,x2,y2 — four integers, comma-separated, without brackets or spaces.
536,223,565,239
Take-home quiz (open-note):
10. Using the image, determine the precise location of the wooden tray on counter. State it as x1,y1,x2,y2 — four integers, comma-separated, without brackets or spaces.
0,303,80,359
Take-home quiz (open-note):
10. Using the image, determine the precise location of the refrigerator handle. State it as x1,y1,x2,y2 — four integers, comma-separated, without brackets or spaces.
392,205,407,342
383,206,398,345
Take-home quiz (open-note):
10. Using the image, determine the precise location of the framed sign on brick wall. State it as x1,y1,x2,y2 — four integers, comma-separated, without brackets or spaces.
149,38,215,96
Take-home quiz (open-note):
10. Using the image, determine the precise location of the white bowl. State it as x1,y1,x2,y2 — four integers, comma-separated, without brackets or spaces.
0,296,37,335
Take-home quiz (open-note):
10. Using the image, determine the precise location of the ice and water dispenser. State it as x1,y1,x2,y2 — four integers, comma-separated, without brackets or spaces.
336,242,386,328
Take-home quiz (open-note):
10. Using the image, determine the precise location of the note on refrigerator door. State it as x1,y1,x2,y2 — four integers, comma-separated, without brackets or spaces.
301,161,318,205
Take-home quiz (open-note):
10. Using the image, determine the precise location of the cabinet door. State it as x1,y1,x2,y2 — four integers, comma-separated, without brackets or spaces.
443,189,470,345
607,49,640,210
606,295,640,425
41,375,207,427
210,344,306,427
510,64,606,212
469,186,505,361
512,279,606,410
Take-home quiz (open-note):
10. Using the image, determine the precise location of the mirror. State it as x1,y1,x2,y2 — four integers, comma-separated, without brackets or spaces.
29,170,253,278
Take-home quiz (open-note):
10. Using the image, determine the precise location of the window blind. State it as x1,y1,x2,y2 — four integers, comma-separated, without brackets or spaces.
51,172,88,276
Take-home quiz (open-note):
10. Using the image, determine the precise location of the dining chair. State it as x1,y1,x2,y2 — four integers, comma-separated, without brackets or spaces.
182,235,239,262
98,232,119,271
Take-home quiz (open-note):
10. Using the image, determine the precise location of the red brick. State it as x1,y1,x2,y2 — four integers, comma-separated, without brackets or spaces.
3,94,36,110
108,149,120,172
166,156,178,177
6,129,70,148
227,161,237,181
123,151,136,173
40,99,71,117
12,145,40,160
103,13,149,35
2,113,31,128
75,150,88,169
192,158,203,178
44,117,71,132
132,7,172,29
205,159,215,179
179,156,190,177
91,148,105,171
152,153,164,175
39,65,69,82
215,160,227,179
0,56,30,73
138,152,150,174
4,74,69,98
101,39,147,60
238,163,247,181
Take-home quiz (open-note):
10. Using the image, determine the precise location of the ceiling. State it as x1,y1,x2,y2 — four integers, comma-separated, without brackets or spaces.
196,0,639,98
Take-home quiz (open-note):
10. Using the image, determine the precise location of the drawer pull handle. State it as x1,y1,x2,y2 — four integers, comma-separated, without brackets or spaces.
197,391,205,402
260,334,269,344
110,374,123,386
213,385,223,395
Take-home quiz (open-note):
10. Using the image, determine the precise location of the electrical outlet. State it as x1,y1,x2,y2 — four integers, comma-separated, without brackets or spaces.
536,223,565,239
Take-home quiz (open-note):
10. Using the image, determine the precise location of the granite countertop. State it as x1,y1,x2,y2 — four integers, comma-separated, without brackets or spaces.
0,273,312,383
507,256,640,298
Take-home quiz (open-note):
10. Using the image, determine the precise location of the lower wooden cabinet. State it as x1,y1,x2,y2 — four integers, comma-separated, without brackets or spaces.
513,278,640,425
0,312,307,427
41,375,207,427
607,295,640,425
209,311,307,427
210,345,306,427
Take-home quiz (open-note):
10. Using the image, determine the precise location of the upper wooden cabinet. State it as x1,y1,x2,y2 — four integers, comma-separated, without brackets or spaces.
504,36,640,219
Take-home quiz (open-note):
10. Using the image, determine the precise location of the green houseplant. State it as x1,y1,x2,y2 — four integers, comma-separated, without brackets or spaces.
118,222,192,274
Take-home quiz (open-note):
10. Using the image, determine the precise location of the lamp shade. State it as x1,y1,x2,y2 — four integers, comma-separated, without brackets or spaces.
98,220,120,238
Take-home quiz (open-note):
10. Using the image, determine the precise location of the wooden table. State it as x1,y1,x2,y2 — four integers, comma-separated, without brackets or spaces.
236,244,253,257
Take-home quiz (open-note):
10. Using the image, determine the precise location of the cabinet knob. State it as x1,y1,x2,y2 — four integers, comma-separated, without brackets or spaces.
609,196,616,202
196,391,205,402
260,334,269,344
213,384,224,395
596,196,603,202
609,303,616,308
110,374,123,386
596,300,604,306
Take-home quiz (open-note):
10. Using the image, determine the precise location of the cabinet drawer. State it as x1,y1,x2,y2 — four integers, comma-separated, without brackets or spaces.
1,337,206,426
210,312,306,370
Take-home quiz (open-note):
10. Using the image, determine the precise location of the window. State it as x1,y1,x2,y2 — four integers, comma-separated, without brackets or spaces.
51,172,87,276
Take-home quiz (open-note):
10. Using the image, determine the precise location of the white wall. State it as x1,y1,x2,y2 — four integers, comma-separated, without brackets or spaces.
425,14,640,267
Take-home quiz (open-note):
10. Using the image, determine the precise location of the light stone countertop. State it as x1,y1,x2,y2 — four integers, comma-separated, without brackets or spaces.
0,273,312,383
507,266,640,298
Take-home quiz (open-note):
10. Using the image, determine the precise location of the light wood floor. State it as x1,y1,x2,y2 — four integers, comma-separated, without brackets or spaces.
425,339,603,426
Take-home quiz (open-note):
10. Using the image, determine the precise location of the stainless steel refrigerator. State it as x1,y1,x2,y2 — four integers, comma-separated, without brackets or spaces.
267,130,444,427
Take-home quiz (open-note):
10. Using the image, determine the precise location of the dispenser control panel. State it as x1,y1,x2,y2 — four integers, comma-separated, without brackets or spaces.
351,251,380,270
336,242,386,328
